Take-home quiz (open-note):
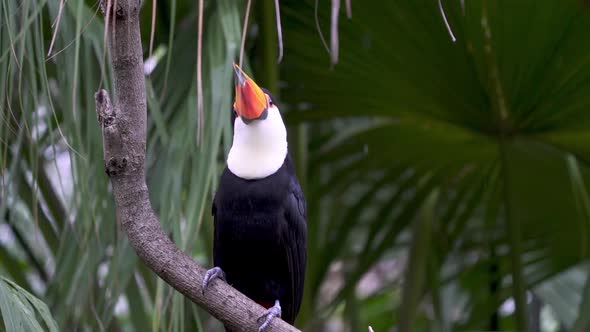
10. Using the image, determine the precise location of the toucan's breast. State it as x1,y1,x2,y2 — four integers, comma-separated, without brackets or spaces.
212,155,307,324
227,106,288,180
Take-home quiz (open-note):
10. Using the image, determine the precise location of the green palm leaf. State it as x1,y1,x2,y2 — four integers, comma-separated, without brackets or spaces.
0,276,59,332
280,0,590,330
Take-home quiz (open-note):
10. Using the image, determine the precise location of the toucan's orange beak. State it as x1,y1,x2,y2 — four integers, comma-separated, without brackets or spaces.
233,63,268,122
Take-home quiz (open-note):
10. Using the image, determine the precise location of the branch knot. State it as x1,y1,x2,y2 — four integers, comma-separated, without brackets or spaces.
99,0,133,19
95,89,129,178
95,89,116,128
105,157,128,176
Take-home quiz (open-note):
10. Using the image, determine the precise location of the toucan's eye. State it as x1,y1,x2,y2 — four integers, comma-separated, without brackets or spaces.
265,94,273,107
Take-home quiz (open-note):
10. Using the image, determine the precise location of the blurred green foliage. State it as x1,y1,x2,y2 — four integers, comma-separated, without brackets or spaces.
1,0,590,331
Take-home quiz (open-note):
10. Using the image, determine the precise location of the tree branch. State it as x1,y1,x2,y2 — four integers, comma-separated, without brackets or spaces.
94,1,300,331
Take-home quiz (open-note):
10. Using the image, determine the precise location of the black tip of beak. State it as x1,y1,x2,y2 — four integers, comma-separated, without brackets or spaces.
233,63,246,86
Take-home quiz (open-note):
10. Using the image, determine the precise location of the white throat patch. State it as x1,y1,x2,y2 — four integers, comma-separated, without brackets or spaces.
227,106,288,179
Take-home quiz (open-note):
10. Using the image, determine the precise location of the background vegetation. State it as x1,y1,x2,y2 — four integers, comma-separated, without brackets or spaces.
2,0,590,331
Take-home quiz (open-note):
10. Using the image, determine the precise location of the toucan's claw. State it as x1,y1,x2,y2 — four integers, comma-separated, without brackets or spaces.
257,299,282,332
202,266,225,295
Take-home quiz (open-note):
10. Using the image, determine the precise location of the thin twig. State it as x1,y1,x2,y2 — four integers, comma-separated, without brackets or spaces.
345,0,351,19
47,0,66,56
438,0,456,42
315,0,331,55
46,3,101,62
330,0,340,65
239,0,252,67
100,0,113,89
6,3,22,69
196,0,204,145
149,0,156,57
274,0,284,63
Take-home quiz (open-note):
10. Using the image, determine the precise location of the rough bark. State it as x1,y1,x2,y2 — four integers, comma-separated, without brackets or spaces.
95,1,300,331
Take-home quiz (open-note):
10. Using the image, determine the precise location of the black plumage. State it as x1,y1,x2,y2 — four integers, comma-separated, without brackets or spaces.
212,155,307,325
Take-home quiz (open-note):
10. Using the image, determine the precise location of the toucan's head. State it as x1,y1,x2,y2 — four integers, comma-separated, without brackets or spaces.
233,63,273,124
228,64,287,180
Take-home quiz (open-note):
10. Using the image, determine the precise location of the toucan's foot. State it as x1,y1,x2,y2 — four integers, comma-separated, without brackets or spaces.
257,299,282,332
202,267,225,295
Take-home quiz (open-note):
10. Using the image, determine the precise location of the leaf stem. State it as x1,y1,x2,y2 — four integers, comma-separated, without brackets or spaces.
481,1,510,133
500,141,528,331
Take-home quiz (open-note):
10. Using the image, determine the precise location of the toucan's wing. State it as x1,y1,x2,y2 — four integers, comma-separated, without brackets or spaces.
281,176,307,323
212,185,224,269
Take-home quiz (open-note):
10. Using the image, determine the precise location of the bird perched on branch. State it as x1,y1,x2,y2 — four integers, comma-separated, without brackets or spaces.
203,64,307,332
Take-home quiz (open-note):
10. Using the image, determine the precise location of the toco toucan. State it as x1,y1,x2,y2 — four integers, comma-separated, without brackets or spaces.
202,64,307,332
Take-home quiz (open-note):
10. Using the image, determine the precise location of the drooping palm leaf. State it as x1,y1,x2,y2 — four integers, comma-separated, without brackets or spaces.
280,0,590,330
0,275,59,332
